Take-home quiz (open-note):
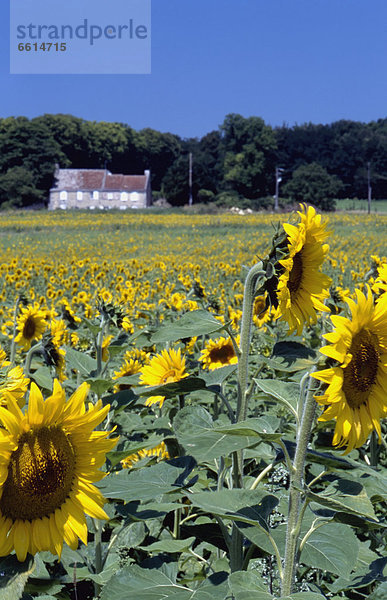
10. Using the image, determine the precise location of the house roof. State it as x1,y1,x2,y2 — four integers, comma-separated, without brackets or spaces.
51,169,148,192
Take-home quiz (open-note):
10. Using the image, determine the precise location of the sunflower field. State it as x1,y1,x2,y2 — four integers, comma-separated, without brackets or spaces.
0,207,386,600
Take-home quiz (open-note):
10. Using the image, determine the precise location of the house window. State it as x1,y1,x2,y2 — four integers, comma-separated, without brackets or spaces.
60,191,67,201
121,192,128,202
108,192,113,200
93,191,99,200
131,192,140,203
77,191,83,201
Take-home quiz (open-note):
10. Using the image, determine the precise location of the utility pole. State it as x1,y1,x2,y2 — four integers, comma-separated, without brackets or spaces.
188,152,193,206
367,161,372,215
274,167,283,212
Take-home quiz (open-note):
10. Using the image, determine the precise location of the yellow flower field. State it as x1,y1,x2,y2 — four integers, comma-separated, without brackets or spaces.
0,207,385,599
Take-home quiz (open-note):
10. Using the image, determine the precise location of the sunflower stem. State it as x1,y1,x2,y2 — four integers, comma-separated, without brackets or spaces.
96,315,105,378
281,369,317,597
173,507,181,539
24,341,42,377
93,519,103,597
228,262,265,573
370,431,379,468
237,261,265,422
10,296,21,366
249,461,275,490
215,389,235,423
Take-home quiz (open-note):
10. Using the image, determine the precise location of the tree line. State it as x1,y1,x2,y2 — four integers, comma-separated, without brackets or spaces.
0,113,386,210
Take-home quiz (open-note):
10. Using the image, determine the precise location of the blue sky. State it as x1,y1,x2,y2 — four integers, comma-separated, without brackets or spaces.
1,0,386,138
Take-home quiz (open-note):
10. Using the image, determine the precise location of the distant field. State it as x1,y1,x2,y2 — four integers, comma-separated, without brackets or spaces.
0,210,385,310
336,198,387,213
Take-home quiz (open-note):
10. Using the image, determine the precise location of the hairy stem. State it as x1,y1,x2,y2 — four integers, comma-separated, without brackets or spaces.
281,369,317,597
237,262,265,422
10,296,21,366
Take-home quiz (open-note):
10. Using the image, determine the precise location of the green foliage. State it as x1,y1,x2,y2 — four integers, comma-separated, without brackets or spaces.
282,162,343,210
221,113,277,199
0,114,385,209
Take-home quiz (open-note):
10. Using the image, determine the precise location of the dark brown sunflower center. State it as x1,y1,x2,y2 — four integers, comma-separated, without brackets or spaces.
23,316,36,340
0,426,76,521
254,298,267,316
343,329,380,408
287,252,303,294
209,344,235,364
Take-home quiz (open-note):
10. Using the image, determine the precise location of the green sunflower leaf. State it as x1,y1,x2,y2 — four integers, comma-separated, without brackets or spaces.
228,571,326,599
174,406,280,462
300,523,359,578
138,536,196,553
0,554,34,600
135,376,207,398
254,378,300,421
86,377,114,396
306,478,378,520
100,564,229,600
186,489,279,530
30,366,53,391
65,347,97,376
97,456,197,502
228,571,271,599
200,363,237,386
151,310,225,343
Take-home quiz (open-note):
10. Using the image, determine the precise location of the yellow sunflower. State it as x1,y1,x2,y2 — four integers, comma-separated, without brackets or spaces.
140,348,188,408
199,336,239,371
121,441,170,468
0,380,117,561
276,204,331,335
14,305,47,351
372,263,387,297
0,365,30,408
101,335,114,362
312,288,387,453
50,319,69,347
0,347,9,368
252,295,273,328
113,350,150,392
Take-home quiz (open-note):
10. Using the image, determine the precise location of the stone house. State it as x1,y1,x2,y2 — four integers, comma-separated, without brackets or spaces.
48,167,152,210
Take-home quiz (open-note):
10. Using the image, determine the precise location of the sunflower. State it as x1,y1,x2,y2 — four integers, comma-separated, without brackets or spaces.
50,319,69,347
14,305,47,351
140,348,188,408
372,262,387,297
312,288,387,453
121,441,170,468
113,349,150,392
101,335,114,362
0,347,10,369
199,336,239,371
0,365,30,408
0,380,117,561
253,295,273,328
276,204,331,335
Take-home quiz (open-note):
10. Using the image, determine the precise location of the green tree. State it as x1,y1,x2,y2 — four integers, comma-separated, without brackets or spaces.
282,162,343,211
0,117,65,207
220,113,277,198
0,166,43,208
134,128,182,190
